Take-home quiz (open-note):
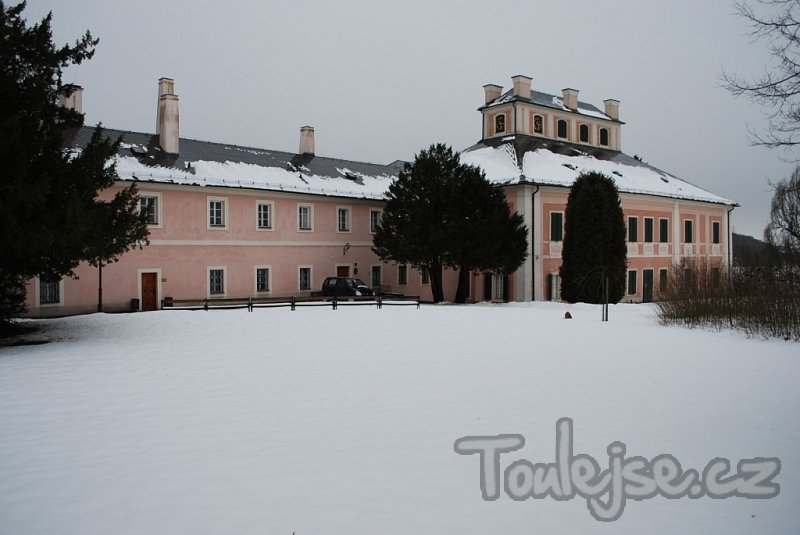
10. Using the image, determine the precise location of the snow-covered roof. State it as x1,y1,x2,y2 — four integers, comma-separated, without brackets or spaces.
461,141,735,205
67,126,402,201
482,89,616,123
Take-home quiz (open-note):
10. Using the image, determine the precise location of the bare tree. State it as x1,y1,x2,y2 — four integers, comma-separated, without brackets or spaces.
765,166,800,258
722,0,800,148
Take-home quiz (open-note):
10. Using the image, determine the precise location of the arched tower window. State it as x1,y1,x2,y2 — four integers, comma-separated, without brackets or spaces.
533,115,544,134
579,124,589,143
557,119,568,139
495,114,505,134
599,127,609,146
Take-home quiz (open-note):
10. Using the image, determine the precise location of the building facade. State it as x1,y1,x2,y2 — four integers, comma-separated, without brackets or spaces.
24,75,734,316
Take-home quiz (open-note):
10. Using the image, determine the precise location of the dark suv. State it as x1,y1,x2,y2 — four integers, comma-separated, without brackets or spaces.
321,277,374,297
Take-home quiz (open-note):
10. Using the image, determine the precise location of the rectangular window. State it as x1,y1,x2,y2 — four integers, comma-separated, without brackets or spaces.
298,204,312,231
257,201,273,230
139,195,159,225
337,207,351,232
397,264,408,286
208,198,226,228
659,218,669,243
370,209,381,233
39,276,60,304
659,268,669,294
628,216,638,242
644,217,653,243
256,267,270,292
370,265,382,288
627,270,637,296
712,221,720,244
299,266,311,291
209,269,224,295
421,267,430,285
684,220,694,244
550,212,563,242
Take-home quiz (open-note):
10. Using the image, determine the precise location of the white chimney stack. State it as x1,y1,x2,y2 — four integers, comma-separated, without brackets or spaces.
562,88,579,110
511,75,532,98
604,99,620,120
483,84,503,104
58,84,83,113
156,77,179,154
299,126,315,155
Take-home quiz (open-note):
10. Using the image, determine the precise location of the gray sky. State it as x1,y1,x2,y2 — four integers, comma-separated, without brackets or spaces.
24,0,798,238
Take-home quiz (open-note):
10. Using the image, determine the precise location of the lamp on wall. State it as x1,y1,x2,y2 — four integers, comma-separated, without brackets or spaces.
343,242,351,255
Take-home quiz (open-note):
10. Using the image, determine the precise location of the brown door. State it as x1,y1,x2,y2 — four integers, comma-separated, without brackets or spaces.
141,273,158,311
336,265,350,277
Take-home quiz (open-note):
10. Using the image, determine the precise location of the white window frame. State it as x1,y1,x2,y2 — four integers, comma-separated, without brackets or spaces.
370,265,382,288
297,203,313,232
207,196,228,230
578,122,591,144
644,217,654,243
712,221,721,244
255,265,272,294
35,275,64,307
550,211,564,242
557,118,569,140
207,266,226,297
298,266,312,291
684,219,694,244
139,191,162,228
599,127,609,146
628,216,639,243
336,206,351,233
659,217,670,243
397,263,408,286
369,209,382,234
256,200,274,231
420,267,430,285
627,269,638,296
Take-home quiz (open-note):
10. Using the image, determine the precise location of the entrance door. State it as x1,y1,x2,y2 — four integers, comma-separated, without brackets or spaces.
643,269,654,303
141,273,158,311
336,265,350,277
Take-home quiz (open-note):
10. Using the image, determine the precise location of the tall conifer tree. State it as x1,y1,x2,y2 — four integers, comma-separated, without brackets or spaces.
559,172,627,304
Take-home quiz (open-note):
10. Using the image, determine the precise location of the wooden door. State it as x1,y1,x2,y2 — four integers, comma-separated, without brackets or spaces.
336,265,350,277
642,269,654,303
141,273,158,311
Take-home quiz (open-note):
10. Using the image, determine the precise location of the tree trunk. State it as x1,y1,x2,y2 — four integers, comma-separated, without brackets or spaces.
454,266,471,303
430,260,445,303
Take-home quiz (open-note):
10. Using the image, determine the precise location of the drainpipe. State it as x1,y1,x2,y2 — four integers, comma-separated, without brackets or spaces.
726,204,736,271
97,261,103,312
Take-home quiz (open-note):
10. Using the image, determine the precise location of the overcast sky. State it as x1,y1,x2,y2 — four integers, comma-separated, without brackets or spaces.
23,0,798,238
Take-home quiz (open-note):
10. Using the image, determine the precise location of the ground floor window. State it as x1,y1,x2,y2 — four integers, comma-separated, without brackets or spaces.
209,269,225,295
397,264,408,285
299,266,312,291
39,276,60,304
659,268,669,294
421,267,430,285
370,265,382,288
627,270,637,296
256,267,270,292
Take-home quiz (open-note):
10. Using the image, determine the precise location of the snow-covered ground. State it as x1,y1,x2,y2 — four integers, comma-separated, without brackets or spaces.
0,303,797,534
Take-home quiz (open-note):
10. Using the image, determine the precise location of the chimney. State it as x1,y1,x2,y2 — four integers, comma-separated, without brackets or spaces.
156,77,179,154
511,75,532,98
299,126,315,155
483,84,503,104
58,84,83,113
603,99,620,120
562,88,579,110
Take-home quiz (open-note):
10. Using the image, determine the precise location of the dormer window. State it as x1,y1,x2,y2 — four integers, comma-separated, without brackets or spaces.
557,119,568,139
533,115,544,134
579,124,589,143
600,128,609,146
495,114,506,134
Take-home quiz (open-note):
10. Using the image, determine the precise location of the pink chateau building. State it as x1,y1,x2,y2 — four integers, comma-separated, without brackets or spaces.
25,75,735,316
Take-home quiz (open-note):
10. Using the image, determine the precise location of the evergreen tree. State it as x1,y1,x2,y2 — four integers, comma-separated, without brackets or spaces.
0,2,149,323
373,143,527,303
373,144,457,302
446,164,528,303
559,172,627,304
